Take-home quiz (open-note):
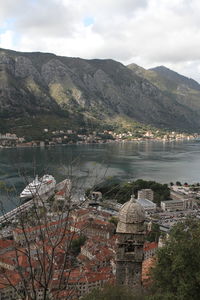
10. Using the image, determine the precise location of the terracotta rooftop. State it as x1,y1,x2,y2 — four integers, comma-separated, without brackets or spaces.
0,239,14,249
142,257,156,286
144,242,158,252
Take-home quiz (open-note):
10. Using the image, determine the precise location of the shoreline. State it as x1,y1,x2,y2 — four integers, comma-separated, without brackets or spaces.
0,136,198,150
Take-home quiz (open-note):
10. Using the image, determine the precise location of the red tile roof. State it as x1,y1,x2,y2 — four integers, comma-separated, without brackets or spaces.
0,239,13,249
144,242,158,252
142,257,156,286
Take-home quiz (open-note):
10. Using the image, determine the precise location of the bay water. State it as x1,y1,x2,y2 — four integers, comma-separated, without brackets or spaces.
1,140,200,212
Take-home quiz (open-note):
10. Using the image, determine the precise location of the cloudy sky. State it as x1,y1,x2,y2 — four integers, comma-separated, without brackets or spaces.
1,0,200,81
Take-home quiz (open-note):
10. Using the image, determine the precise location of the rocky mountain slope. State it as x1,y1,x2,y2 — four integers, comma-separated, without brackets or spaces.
0,48,200,133
128,64,200,117
150,66,200,91
151,66,200,113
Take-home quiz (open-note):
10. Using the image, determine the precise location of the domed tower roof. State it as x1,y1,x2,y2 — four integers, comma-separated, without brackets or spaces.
117,195,145,234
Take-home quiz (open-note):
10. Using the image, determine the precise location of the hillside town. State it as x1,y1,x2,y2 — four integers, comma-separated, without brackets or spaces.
0,129,197,148
0,176,200,299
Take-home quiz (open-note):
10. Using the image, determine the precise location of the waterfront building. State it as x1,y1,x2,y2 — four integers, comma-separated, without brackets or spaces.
138,189,154,201
183,198,196,209
136,198,156,212
161,198,196,211
161,199,184,211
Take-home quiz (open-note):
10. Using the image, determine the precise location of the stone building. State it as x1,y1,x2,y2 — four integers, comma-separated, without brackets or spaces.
161,197,196,211
116,195,145,288
136,198,156,212
138,189,154,201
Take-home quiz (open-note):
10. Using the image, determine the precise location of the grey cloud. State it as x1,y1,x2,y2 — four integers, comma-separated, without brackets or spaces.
94,40,133,62
1,0,200,82
87,0,148,15
14,0,79,38
0,0,26,16
0,0,27,24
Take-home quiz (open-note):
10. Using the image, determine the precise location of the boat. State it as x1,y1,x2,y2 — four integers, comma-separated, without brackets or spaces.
20,174,56,200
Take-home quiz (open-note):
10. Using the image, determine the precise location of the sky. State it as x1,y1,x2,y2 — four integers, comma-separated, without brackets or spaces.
0,0,200,82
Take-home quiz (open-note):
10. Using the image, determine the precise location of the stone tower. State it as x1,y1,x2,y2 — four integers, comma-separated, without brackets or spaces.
116,195,145,288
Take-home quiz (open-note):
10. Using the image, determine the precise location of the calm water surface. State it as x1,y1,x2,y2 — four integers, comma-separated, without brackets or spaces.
1,140,200,212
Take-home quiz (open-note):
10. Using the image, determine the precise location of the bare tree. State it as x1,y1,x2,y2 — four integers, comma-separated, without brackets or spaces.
0,169,86,299
0,160,112,300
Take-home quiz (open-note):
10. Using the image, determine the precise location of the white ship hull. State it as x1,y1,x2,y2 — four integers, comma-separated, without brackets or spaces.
20,175,56,200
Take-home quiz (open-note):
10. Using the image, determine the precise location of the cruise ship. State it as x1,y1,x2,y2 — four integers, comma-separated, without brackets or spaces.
20,174,56,200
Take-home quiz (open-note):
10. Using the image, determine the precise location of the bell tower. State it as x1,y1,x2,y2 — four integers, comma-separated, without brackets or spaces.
116,195,145,288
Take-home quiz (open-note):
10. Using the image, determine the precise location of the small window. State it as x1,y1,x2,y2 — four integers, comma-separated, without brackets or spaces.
125,242,135,253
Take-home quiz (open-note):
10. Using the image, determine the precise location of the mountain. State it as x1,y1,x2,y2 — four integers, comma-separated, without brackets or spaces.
0,48,200,135
150,66,200,91
128,64,200,117
150,66,200,113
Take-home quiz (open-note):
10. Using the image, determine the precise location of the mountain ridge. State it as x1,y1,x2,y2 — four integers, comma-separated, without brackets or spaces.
150,66,200,91
0,48,200,134
127,63,200,118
